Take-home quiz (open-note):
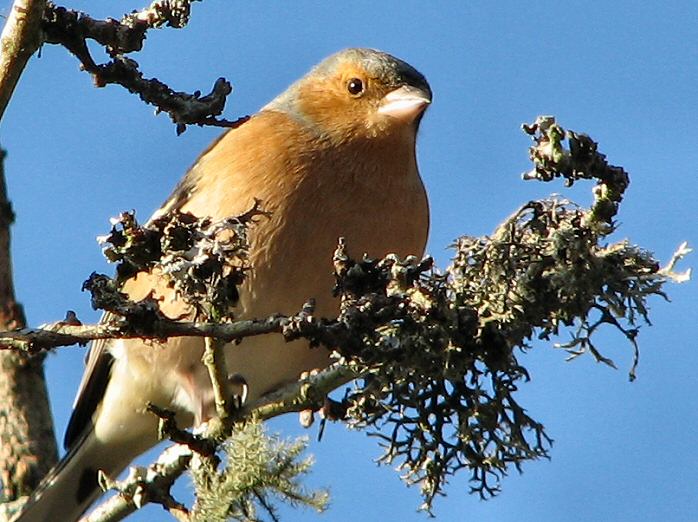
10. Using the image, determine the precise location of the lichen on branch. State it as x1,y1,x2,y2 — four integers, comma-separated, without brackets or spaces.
0,118,688,518
190,420,328,522
311,118,687,511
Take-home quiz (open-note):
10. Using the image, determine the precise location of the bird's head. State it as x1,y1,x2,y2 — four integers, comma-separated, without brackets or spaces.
264,48,432,144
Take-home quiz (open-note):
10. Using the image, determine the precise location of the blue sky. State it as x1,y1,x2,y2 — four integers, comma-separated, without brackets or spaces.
2,1,697,521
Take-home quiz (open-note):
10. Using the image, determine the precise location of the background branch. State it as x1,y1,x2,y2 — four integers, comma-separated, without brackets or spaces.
0,148,57,514
0,0,47,121
41,1,248,134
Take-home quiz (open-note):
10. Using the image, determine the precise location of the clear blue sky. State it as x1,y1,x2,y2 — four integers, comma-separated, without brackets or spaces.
2,1,696,521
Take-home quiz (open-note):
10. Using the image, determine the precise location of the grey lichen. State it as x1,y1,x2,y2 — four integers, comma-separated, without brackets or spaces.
72,117,689,516
311,118,687,512
190,420,328,522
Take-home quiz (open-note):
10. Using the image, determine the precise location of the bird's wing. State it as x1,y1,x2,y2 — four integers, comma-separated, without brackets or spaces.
64,129,244,449
63,321,114,449
63,110,307,450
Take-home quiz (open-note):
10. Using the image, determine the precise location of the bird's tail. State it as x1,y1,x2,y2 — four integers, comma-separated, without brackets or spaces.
11,430,138,522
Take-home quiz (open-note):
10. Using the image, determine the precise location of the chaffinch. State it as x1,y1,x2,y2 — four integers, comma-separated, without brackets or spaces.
16,47,431,521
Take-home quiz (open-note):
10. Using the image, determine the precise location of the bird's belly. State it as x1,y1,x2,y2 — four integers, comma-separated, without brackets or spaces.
226,177,428,403
118,174,427,424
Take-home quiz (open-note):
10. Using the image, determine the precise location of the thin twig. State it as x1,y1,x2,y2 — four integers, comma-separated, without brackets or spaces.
202,336,232,421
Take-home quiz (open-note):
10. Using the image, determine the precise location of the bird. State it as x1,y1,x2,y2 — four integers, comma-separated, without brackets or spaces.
14,47,431,521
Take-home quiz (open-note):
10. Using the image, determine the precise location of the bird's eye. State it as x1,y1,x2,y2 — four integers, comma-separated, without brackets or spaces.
347,78,364,96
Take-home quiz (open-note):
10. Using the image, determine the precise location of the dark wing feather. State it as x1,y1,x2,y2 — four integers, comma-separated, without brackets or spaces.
64,320,114,450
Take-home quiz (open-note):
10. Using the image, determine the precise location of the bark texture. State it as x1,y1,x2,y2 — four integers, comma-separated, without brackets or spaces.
0,148,57,509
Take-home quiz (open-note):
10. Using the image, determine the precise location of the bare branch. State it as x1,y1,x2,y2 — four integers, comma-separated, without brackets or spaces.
0,0,47,121
0,147,57,507
658,241,692,283
0,315,287,353
41,2,247,133
42,1,196,57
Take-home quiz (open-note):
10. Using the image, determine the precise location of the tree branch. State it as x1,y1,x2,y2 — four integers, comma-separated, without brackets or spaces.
43,0,196,56
0,0,47,121
41,1,249,134
0,146,57,515
0,315,288,353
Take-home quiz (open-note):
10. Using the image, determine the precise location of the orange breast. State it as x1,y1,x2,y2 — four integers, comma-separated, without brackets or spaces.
137,110,429,409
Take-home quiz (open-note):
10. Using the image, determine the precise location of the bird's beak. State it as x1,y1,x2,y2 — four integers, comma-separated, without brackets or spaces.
378,85,431,123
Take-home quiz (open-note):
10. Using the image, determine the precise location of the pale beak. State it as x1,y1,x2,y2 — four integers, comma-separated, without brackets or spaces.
378,85,431,123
